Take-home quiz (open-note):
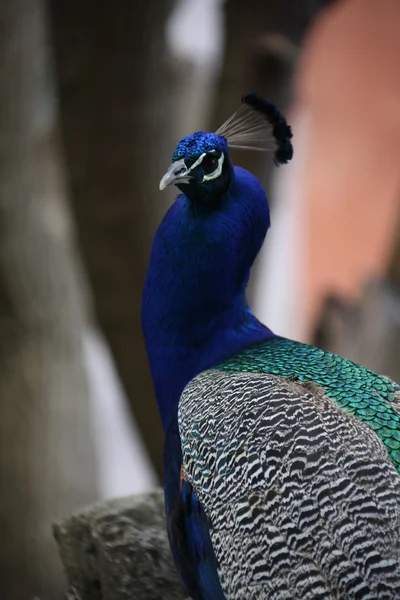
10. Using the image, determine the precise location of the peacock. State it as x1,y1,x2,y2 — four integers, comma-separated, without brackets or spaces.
141,93,400,599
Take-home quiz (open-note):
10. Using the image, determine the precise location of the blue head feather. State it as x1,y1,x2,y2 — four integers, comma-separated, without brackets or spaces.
142,130,275,431
168,132,232,206
172,131,228,164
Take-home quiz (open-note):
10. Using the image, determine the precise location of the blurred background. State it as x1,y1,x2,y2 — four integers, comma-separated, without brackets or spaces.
1,0,400,597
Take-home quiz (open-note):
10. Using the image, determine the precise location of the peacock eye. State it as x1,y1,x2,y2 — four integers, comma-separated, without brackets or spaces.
201,153,219,175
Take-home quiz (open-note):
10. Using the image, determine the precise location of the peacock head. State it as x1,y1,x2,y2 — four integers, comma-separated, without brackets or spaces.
159,132,232,204
159,93,293,205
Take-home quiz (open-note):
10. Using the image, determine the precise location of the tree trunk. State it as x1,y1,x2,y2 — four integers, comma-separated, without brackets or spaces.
0,1,98,598
211,0,335,128
47,0,178,479
210,0,334,305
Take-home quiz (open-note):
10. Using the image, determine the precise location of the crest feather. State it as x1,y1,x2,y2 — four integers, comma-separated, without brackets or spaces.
215,92,293,166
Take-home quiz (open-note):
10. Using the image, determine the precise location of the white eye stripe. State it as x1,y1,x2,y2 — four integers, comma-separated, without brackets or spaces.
185,149,225,182
202,152,224,182
187,152,207,173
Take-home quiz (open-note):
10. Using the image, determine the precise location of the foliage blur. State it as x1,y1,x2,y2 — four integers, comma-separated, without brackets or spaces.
0,0,399,597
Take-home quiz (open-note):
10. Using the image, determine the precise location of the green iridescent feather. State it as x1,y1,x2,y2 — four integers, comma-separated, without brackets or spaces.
216,336,400,474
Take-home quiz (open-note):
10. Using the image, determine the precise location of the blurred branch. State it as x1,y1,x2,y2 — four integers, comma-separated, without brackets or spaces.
314,215,400,380
313,281,400,381
0,0,98,597
47,1,179,478
387,213,400,287
53,490,186,600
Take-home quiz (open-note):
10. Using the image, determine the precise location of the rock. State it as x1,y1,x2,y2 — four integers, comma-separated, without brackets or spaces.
53,490,187,600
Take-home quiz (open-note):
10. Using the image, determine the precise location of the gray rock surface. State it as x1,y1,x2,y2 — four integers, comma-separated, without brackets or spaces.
53,490,187,600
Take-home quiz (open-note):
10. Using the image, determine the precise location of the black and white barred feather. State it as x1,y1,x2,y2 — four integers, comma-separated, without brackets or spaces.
178,370,400,599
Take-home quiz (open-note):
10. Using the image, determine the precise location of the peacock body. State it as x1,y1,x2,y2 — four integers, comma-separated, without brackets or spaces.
141,94,400,599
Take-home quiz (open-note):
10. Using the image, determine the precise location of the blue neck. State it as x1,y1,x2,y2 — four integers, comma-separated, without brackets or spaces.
142,166,275,431
146,300,274,431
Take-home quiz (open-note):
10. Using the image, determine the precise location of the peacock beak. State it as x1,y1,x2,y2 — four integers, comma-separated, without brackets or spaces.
159,159,190,191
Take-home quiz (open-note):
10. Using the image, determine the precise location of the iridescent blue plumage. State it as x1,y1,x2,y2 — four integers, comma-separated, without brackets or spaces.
172,132,228,165
142,150,274,429
141,97,400,599
142,126,275,598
